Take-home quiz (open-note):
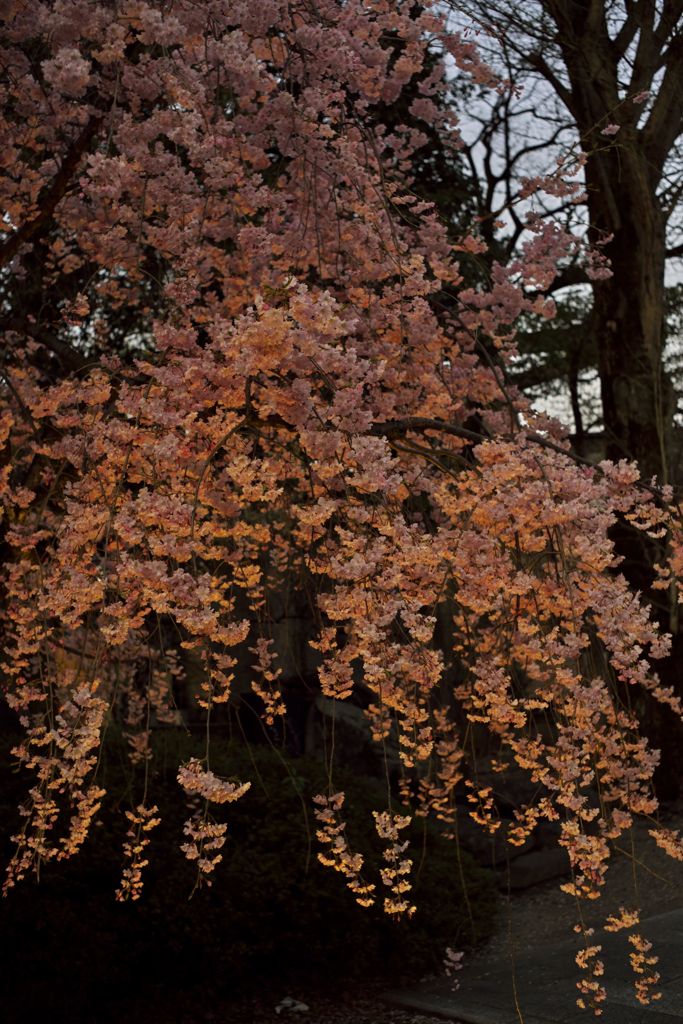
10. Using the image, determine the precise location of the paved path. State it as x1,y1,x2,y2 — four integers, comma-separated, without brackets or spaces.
385,907,683,1023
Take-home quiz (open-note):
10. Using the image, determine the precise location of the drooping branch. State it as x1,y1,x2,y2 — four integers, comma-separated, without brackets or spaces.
372,416,667,497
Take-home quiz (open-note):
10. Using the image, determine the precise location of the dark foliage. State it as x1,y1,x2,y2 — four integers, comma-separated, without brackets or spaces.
0,728,497,1023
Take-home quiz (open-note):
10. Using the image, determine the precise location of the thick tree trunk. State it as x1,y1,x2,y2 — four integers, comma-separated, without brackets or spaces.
543,0,676,487
587,160,671,484
585,157,683,798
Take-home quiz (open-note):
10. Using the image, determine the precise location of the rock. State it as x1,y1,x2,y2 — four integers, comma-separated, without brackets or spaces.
455,815,534,867
474,762,540,813
304,694,401,777
534,819,562,849
275,997,309,1014
503,847,571,890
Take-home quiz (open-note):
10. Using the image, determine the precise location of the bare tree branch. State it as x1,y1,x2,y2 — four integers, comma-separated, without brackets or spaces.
0,116,102,270
3,319,89,374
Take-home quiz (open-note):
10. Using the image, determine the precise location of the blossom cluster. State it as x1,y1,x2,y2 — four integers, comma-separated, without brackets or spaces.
179,816,228,884
373,810,415,917
177,760,251,805
575,935,606,1015
313,793,376,908
116,804,161,902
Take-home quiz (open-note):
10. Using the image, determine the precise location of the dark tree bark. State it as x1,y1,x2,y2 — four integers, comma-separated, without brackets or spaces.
544,0,682,483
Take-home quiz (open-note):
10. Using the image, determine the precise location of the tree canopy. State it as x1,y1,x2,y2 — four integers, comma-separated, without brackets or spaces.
1,2,683,1014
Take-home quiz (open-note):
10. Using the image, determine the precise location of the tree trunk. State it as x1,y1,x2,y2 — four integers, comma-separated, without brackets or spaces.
543,0,675,486
584,151,683,797
587,155,671,485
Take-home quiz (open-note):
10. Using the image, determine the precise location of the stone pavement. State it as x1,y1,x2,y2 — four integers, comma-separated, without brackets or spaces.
385,907,683,1023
